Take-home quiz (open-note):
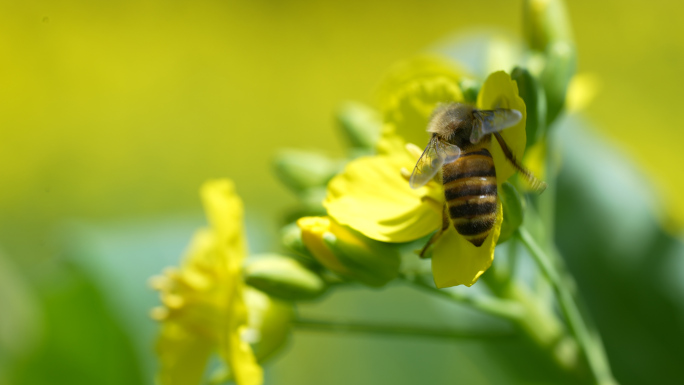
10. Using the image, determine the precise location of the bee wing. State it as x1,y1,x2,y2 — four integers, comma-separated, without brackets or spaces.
470,108,522,143
410,137,445,189
409,137,461,189
440,141,461,164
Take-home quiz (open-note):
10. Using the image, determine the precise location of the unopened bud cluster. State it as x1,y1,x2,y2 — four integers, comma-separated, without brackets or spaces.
246,104,396,300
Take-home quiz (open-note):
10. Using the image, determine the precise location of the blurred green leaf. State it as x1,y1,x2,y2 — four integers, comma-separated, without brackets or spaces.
0,252,42,384
55,215,205,383
555,116,684,384
12,261,145,385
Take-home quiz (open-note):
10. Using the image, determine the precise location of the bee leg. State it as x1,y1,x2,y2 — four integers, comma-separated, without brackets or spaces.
419,204,451,258
492,132,548,193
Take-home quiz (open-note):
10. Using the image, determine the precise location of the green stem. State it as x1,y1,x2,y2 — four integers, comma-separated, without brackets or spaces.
481,263,577,373
292,317,513,340
405,275,525,321
518,227,617,385
539,133,557,251
407,271,577,373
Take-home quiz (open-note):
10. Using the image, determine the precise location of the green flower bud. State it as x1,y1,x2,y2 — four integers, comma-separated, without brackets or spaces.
523,0,576,126
281,222,317,266
243,286,295,362
335,102,382,150
300,186,328,211
523,0,573,52
298,216,400,287
459,78,481,104
511,66,547,147
541,41,576,125
273,149,340,193
244,254,327,301
322,230,400,288
498,182,525,244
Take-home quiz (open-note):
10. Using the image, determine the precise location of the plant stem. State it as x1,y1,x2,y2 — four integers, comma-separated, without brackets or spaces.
407,270,578,373
518,227,617,385
539,133,558,251
481,262,578,373
405,275,525,321
292,317,513,340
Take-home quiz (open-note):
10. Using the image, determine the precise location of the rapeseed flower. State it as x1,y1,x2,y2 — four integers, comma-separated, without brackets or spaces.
150,179,262,385
324,57,526,288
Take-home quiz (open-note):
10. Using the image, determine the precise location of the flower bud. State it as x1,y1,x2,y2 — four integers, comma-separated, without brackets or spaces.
523,0,576,125
523,0,573,52
498,182,525,244
511,66,546,147
297,216,400,287
336,102,382,150
459,78,481,104
541,41,576,125
244,286,294,362
244,254,327,301
280,222,317,266
273,150,340,193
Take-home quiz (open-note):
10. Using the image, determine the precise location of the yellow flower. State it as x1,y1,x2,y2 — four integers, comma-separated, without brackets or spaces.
150,179,262,385
324,58,526,288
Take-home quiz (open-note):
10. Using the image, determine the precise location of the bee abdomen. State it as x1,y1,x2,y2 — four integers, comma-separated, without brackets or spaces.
442,149,495,184
442,148,498,247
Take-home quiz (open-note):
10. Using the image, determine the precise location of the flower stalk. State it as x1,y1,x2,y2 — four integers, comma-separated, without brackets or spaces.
518,227,617,385
292,317,514,340
405,274,525,322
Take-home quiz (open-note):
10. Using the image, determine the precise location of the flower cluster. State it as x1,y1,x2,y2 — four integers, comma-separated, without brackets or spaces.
323,63,527,287
148,0,601,382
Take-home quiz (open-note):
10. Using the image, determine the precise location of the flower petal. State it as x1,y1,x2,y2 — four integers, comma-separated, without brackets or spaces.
324,151,442,243
153,178,264,385
201,179,247,269
297,216,351,274
223,327,263,385
379,56,466,149
431,200,503,288
218,276,263,385
156,323,214,385
477,71,527,183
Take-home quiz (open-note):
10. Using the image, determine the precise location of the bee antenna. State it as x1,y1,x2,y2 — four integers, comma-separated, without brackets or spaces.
492,132,547,194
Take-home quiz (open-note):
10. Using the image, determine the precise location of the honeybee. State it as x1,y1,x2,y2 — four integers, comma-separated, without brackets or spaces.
410,103,545,254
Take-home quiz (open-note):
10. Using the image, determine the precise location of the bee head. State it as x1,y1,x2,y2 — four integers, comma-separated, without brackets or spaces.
426,103,476,148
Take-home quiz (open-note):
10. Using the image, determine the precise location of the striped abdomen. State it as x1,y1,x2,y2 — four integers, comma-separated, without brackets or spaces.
442,148,498,247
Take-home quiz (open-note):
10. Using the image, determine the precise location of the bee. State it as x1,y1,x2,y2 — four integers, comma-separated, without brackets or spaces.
410,103,545,255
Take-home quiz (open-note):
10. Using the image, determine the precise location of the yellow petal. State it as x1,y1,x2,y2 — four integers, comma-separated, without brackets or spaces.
200,179,247,269
379,56,465,149
297,216,351,274
431,200,503,288
477,71,527,183
324,152,442,243
225,329,263,385
218,283,263,385
156,323,214,385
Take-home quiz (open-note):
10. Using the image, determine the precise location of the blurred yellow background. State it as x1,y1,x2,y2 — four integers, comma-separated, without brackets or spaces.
1,0,682,265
